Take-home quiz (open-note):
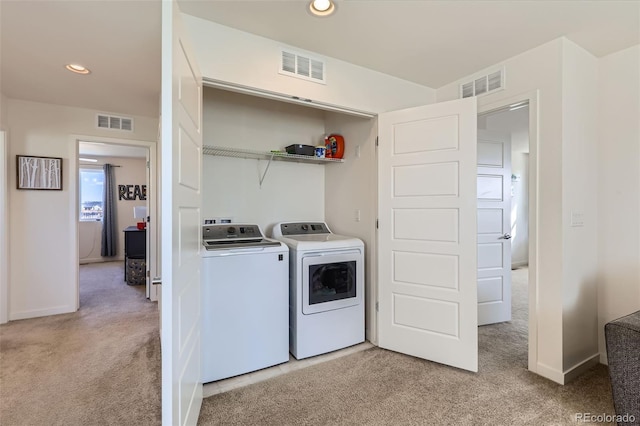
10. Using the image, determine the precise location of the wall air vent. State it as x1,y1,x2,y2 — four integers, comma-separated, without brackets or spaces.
460,68,505,99
279,49,326,85
96,114,134,132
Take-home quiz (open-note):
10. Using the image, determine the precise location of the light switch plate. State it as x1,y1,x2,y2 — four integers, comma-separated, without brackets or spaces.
571,211,584,227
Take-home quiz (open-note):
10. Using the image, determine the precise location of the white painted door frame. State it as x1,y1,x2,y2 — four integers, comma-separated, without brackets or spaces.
477,91,539,373
71,135,158,308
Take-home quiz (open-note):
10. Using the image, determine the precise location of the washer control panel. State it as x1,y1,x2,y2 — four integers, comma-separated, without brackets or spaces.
202,224,262,241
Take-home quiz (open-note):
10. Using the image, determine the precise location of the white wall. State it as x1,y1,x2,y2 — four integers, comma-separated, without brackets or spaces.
78,156,147,264
439,38,629,383
324,112,377,342
78,221,103,262
202,87,326,233
560,40,599,374
0,92,7,128
0,129,7,324
6,98,157,320
597,45,640,363
0,93,8,323
183,15,436,114
438,38,566,382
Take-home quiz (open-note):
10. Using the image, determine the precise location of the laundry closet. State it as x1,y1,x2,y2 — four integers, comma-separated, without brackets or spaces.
201,86,378,339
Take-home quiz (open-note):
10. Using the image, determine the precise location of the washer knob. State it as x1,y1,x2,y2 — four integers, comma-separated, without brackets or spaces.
301,224,309,231
227,227,236,234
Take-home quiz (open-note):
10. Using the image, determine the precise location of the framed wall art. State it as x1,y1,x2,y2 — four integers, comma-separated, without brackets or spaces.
17,155,63,190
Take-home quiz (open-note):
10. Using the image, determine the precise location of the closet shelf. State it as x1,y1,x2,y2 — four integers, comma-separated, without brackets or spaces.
202,145,344,164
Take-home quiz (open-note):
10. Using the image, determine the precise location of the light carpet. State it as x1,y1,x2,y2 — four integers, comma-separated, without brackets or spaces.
0,261,161,426
0,266,614,425
198,268,614,425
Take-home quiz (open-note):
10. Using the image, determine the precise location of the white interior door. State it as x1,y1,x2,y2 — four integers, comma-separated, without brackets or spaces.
378,98,478,372
161,2,203,425
477,130,512,326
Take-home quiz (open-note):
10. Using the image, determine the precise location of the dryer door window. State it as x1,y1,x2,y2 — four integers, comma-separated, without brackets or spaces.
309,261,356,305
301,250,363,315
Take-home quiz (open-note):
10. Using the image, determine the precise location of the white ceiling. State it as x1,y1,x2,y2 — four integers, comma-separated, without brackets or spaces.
180,0,640,88
1,1,638,118
0,1,162,118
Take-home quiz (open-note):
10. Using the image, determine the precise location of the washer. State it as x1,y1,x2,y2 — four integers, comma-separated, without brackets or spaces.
201,224,289,383
272,222,365,359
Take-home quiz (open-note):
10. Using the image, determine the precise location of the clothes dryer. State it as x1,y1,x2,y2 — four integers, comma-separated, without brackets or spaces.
272,222,365,359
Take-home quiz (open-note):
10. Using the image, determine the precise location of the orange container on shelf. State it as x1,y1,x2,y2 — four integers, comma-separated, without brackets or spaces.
325,134,345,159
324,136,332,158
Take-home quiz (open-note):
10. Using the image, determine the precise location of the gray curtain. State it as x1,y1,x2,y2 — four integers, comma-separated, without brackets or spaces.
101,164,118,257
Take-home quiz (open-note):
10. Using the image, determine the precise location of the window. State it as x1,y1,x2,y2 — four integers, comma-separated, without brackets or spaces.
80,168,104,221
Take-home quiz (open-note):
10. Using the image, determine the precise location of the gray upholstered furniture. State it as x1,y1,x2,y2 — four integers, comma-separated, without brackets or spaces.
605,310,640,425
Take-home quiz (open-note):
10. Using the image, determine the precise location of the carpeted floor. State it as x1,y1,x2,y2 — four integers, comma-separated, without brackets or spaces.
0,266,614,425
0,261,161,426
197,268,615,425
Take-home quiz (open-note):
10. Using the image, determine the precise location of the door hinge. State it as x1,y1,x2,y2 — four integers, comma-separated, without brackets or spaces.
376,219,379,229
375,301,379,312
146,270,150,277
375,136,379,147
146,160,150,168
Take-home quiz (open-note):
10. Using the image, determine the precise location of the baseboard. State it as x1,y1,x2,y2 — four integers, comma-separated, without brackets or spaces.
79,257,104,264
599,351,608,366
79,256,124,265
10,305,76,321
536,353,602,385
563,353,601,384
536,362,565,384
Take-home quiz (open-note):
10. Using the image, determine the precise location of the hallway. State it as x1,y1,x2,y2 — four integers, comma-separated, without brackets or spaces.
0,262,161,425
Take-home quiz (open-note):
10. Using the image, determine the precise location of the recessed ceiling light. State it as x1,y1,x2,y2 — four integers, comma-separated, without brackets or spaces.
309,0,336,17
79,158,98,162
65,64,91,75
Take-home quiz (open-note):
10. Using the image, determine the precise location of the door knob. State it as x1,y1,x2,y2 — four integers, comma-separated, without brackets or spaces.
499,233,512,240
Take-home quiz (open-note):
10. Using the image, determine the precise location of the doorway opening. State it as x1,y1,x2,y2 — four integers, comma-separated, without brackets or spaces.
477,97,534,372
75,137,158,307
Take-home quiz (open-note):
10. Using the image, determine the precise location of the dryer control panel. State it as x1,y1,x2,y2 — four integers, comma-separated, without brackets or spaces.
278,222,330,236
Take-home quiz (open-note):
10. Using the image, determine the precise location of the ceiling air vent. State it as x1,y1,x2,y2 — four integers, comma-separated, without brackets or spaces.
279,49,326,85
96,114,134,132
460,68,505,99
